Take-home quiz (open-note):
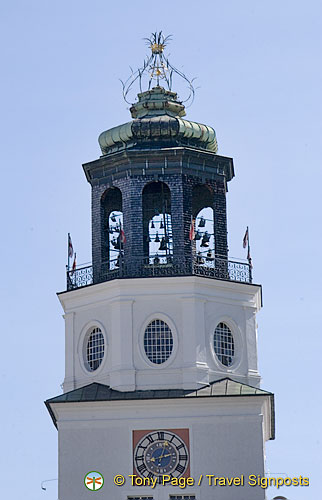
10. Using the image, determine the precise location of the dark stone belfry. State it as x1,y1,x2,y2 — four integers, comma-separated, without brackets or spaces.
80,86,239,288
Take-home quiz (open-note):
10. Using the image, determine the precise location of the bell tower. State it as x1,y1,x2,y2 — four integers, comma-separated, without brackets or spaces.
46,33,274,500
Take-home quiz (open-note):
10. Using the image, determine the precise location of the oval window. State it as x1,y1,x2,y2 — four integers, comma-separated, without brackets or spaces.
144,319,173,364
213,322,234,367
86,327,105,371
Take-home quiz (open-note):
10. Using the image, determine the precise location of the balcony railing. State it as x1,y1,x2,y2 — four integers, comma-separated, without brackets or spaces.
66,254,252,291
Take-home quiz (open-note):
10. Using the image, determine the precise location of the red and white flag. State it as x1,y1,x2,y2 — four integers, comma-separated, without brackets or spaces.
189,218,195,241
68,233,74,258
243,227,249,248
120,223,126,244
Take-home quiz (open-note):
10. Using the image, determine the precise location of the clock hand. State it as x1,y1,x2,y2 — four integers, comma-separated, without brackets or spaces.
157,443,170,465
159,444,167,460
150,448,166,465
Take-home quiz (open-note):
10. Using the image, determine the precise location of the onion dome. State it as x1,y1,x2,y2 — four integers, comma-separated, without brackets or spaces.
99,32,218,156
98,86,218,156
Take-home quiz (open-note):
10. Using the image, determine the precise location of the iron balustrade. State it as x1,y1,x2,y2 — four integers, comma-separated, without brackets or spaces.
66,255,252,291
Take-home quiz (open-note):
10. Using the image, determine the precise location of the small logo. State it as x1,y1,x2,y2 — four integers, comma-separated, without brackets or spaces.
84,471,104,491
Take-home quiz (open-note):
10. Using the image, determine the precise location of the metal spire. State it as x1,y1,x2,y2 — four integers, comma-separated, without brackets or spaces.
121,31,195,106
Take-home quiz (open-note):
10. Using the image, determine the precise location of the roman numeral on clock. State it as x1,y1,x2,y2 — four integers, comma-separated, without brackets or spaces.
157,431,164,440
146,435,154,444
175,464,185,474
176,443,184,450
137,463,147,474
179,454,188,461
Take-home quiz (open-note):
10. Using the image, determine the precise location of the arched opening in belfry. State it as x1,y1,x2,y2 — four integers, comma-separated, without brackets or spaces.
192,185,215,265
101,187,123,270
142,182,173,264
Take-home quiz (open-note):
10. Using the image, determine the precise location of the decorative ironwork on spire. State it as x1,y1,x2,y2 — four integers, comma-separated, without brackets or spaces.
121,31,195,107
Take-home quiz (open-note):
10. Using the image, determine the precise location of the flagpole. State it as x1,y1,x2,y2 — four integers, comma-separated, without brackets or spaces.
119,220,123,276
67,232,70,271
119,221,121,275
247,226,253,283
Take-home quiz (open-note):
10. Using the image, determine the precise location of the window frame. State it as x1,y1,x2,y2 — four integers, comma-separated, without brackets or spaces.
127,497,154,500
169,495,197,500
213,322,235,367
139,313,178,369
79,321,108,375
85,326,105,372
209,317,242,371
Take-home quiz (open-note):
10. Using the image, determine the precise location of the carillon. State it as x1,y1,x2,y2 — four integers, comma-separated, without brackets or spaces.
200,232,210,247
159,237,167,251
198,216,206,228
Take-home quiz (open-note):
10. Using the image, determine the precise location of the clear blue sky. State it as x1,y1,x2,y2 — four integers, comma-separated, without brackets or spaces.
1,1,321,499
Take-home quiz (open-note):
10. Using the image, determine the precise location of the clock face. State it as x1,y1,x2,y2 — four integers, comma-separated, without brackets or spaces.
133,429,189,479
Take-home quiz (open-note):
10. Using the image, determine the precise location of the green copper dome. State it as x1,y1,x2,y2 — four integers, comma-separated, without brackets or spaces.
98,87,218,156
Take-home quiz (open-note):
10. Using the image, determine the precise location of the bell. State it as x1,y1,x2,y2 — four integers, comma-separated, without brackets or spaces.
116,252,123,268
194,231,202,241
155,232,160,243
159,237,167,251
160,220,164,229
111,213,116,223
151,220,155,229
198,216,206,228
201,232,210,248
206,250,214,261
112,235,123,249
154,254,160,265
196,252,205,264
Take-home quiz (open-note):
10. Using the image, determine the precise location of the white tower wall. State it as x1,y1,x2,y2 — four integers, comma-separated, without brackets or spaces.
59,276,262,393
50,395,272,500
